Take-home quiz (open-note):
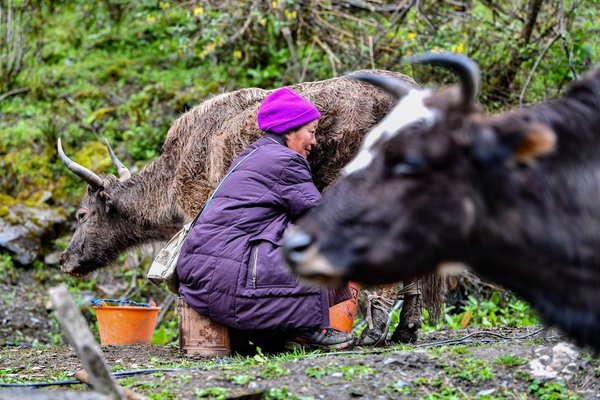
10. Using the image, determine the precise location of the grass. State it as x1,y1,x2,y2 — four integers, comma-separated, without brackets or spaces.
304,363,378,381
494,354,529,367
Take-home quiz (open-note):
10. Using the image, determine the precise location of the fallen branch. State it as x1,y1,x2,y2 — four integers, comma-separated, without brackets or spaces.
332,0,406,13
0,87,29,102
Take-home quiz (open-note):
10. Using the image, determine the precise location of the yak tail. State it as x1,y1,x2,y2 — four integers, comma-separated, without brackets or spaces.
420,272,447,324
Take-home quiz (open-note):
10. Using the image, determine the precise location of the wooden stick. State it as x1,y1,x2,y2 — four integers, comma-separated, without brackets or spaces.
48,284,124,400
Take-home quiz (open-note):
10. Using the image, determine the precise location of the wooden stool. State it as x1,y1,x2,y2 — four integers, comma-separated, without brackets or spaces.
178,298,231,356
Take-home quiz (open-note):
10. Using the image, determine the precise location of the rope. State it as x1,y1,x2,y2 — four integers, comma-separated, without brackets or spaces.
397,280,421,296
413,327,547,348
306,327,548,358
90,298,153,307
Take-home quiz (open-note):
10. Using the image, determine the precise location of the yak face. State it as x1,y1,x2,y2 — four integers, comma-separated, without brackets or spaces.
285,91,480,285
58,139,135,276
283,53,556,286
60,178,133,276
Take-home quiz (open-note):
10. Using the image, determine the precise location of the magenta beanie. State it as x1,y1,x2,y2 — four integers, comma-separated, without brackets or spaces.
257,88,321,134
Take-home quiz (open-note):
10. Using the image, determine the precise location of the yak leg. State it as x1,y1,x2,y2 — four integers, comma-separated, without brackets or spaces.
390,278,422,343
356,283,397,346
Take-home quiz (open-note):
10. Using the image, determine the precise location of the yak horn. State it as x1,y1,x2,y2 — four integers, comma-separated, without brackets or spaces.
57,138,104,190
406,52,480,105
347,72,412,99
104,138,131,181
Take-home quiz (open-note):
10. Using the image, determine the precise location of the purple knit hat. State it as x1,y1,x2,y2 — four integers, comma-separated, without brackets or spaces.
257,88,321,134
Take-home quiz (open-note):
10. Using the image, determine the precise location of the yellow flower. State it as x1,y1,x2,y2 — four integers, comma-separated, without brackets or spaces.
146,15,156,23
193,6,204,16
407,32,416,41
234,50,243,59
159,1,170,9
271,0,278,9
451,42,465,54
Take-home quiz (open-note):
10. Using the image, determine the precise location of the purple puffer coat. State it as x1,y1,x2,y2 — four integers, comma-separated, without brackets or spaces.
177,133,329,330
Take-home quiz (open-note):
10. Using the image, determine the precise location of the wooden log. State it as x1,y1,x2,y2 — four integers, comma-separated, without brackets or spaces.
47,284,124,400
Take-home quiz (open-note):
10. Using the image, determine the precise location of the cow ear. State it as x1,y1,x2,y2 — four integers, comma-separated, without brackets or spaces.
99,191,114,212
511,123,556,164
470,123,555,167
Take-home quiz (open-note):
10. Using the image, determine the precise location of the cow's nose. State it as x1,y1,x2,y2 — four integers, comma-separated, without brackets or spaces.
282,230,315,269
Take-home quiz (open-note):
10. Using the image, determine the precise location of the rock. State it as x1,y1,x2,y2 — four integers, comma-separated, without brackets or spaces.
529,342,580,380
0,203,68,265
44,251,62,265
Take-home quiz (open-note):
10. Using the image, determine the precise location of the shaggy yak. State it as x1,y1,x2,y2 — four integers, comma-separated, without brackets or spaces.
283,53,600,351
58,71,445,343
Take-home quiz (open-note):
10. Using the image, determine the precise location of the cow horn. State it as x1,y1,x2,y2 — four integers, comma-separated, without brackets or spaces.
57,138,104,190
104,138,131,181
406,52,480,105
347,72,412,99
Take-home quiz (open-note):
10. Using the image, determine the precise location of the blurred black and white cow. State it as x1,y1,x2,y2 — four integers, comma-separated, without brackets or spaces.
283,53,600,350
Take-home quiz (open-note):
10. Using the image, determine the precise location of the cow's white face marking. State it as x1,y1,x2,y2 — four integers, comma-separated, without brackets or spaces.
343,89,437,175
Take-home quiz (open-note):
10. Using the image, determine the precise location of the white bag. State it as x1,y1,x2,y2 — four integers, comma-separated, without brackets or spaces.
146,222,192,294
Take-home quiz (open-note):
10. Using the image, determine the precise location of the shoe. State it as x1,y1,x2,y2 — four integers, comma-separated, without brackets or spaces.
286,327,355,351
356,291,394,346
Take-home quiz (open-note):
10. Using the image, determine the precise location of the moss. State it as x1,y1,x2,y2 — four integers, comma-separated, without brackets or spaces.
72,141,114,173
89,106,117,123
0,194,19,207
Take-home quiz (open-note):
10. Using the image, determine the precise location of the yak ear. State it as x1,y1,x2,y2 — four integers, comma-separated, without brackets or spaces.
469,122,556,167
99,191,114,212
511,123,556,164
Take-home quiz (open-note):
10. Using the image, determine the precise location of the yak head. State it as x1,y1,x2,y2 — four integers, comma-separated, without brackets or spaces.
58,138,135,276
283,53,555,286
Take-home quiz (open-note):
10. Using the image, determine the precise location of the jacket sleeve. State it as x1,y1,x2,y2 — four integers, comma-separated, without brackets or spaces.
277,155,322,219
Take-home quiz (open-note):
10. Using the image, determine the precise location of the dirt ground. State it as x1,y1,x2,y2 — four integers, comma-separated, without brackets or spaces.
1,326,599,399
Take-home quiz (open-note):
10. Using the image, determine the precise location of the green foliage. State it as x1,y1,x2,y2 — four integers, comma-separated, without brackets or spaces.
263,386,312,400
304,363,377,381
380,380,412,396
229,374,253,385
527,379,582,400
259,362,290,378
0,1,29,92
421,291,540,332
0,252,16,283
195,387,230,399
442,357,494,383
494,354,529,367
151,318,178,345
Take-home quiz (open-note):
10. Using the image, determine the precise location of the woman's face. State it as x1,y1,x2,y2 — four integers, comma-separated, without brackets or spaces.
286,120,318,159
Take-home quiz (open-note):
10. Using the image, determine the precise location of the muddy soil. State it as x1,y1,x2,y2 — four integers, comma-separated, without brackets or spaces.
1,327,598,399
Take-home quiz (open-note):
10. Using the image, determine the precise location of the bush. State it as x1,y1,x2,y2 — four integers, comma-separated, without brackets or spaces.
0,2,28,92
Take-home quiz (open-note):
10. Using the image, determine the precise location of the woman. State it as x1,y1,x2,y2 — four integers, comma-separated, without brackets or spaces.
177,88,354,351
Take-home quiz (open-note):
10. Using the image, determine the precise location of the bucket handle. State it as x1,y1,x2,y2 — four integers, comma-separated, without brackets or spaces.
91,298,156,307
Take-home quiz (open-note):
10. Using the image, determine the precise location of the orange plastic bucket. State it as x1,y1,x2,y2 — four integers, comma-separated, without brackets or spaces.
329,282,361,333
93,300,160,345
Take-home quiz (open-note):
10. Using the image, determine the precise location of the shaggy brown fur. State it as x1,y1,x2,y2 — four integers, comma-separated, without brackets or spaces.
59,71,445,324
